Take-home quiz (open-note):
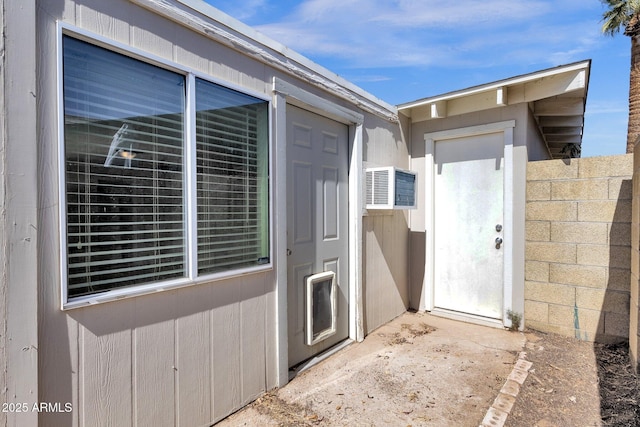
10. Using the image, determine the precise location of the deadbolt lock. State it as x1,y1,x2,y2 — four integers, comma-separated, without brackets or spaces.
496,224,503,232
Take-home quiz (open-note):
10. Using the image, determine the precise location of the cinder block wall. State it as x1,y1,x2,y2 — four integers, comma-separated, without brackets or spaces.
525,154,633,343
631,146,640,371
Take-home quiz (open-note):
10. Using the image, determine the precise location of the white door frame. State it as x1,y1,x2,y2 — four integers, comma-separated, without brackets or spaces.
424,120,515,328
273,78,364,386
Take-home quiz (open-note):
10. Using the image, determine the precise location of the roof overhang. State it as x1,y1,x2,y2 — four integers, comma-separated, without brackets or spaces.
129,0,398,122
398,60,591,159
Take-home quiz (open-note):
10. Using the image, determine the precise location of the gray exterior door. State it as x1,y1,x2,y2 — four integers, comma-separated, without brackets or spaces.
433,132,505,320
287,105,349,367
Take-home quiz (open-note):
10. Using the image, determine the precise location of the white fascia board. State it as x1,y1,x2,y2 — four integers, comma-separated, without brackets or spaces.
129,0,398,122
398,60,591,111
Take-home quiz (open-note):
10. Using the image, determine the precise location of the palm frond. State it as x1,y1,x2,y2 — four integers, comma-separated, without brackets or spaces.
601,0,632,36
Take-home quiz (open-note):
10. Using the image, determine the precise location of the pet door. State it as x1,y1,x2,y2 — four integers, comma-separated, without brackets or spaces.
305,271,337,346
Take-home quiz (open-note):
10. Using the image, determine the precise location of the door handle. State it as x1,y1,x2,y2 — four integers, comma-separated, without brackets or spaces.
495,237,503,249
286,248,292,256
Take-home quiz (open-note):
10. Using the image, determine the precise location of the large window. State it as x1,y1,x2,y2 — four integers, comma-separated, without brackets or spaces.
61,35,270,302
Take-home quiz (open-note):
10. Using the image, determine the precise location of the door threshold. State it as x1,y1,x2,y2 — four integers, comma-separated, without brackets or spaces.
289,339,353,380
430,308,505,329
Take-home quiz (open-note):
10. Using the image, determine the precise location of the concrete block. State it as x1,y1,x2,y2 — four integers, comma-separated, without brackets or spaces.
525,261,549,282
634,143,640,170
604,311,630,338
526,201,577,221
492,393,516,414
525,281,575,305
633,178,640,223
630,299,638,337
551,222,607,244
507,368,529,385
607,268,631,292
610,222,632,247
631,273,639,306
526,319,576,338
609,178,633,200
526,221,550,242
499,379,521,398
602,291,630,315
526,181,551,201
578,200,632,223
524,299,548,323
612,245,632,269
577,244,630,269
576,308,604,339
578,154,633,179
548,304,574,327
481,407,508,427
527,158,578,181
576,288,606,311
551,179,608,201
514,359,533,372
526,242,576,263
549,264,606,288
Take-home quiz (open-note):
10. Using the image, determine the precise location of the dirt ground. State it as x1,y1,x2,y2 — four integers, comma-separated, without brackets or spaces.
506,330,639,427
216,312,639,426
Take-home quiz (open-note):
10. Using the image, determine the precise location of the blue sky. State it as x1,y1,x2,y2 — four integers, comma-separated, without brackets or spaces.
203,0,630,158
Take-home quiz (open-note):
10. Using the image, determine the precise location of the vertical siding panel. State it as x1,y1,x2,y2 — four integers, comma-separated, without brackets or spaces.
173,31,210,74
133,295,176,427
175,286,212,427
130,25,173,60
263,276,278,389
38,5,80,424
211,284,241,422
240,276,267,404
79,303,134,427
76,4,129,43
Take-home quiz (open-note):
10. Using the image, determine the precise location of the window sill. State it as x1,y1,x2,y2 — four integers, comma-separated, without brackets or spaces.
62,263,273,310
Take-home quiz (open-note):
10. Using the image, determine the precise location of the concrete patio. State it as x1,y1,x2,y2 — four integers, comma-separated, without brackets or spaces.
216,312,528,426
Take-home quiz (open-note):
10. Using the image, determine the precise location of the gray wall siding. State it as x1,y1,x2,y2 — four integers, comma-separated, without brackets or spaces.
32,0,408,425
362,119,411,333
2,1,39,426
36,1,272,425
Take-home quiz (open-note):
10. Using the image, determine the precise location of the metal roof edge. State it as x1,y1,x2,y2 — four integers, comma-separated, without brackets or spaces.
129,0,398,121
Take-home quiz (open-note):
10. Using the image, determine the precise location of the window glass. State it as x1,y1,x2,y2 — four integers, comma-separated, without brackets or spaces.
62,35,271,301
195,79,270,274
63,36,186,297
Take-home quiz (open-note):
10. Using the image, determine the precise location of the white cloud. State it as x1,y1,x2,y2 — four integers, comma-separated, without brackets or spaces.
252,0,605,69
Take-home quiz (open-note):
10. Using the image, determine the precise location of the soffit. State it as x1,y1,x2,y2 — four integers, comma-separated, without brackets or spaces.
398,60,591,159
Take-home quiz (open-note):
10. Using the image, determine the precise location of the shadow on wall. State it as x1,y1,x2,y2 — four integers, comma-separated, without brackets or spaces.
595,178,639,422
362,212,411,334
409,231,426,311
595,178,632,345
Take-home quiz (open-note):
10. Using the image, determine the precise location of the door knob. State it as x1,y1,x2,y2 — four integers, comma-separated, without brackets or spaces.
286,248,292,256
495,237,503,249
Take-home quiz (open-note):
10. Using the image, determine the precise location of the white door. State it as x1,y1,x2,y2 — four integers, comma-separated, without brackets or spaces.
287,105,349,367
433,132,504,319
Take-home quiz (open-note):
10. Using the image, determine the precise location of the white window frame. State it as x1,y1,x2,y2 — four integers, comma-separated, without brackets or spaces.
57,23,273,309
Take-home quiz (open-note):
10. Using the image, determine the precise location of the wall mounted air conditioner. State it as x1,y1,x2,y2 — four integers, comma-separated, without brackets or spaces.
365,167,417,210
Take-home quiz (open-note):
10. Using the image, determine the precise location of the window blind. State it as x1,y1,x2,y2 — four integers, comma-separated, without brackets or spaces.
63,36,186,297
195,79,269,274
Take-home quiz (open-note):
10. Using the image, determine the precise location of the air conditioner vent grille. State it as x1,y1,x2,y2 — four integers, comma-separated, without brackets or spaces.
365,167,416,210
